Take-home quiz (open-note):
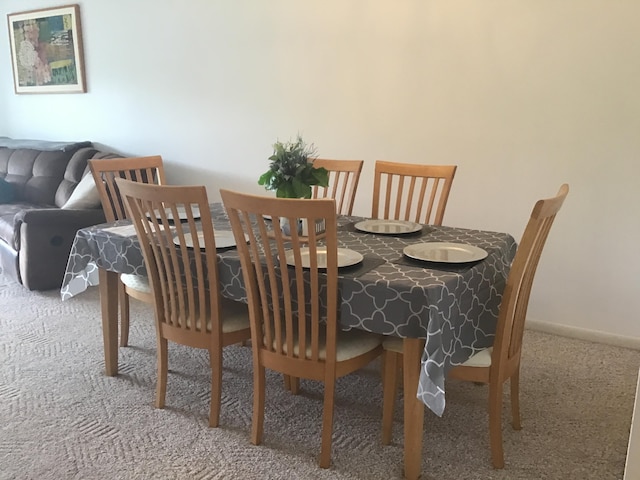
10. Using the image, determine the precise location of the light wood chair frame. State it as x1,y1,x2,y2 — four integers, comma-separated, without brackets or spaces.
220,189,383,468
372,160,457,225
89,156,166,347
116,179,251,427
311,158,364,216
381,184,569,469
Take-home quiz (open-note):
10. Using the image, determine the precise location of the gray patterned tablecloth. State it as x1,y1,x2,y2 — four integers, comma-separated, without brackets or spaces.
61,203,516,416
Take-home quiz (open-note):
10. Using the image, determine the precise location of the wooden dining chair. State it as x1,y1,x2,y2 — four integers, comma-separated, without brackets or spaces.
115,179,251,427
220,189,383,468
89,156,166,347
311,158,364,215
372,160,457,225
381,184,570,469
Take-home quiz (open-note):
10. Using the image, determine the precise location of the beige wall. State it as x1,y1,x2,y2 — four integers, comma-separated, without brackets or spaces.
1,1,639,342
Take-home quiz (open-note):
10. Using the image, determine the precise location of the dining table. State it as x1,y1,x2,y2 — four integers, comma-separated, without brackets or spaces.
61,202,516,480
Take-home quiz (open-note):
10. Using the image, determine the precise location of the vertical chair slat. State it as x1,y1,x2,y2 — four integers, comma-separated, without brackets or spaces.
312,159,364,216
372,161,457,225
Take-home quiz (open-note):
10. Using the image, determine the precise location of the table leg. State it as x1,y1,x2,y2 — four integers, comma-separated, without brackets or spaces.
403,337,425,480
99,268,119,376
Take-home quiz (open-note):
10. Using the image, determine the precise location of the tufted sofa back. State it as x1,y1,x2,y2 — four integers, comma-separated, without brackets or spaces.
0,145,120,207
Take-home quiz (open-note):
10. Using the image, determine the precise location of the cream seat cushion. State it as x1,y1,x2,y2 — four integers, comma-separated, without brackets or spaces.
382,336,493,368
177,297,250,333
277,328,382,362
460,347,493,367
219,298,251,333
120,273,152,293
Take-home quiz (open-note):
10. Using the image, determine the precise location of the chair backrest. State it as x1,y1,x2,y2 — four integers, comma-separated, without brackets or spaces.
312,158,364,216
372,160,457,225
116,178,224,346
220,189,340,374
494,184,569,370
89,156,166,222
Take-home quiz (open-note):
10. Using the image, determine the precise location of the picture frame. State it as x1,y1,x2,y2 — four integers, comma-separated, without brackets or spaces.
7,4,86,94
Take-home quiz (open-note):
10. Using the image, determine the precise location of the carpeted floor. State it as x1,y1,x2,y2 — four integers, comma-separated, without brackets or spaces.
1,271,638,480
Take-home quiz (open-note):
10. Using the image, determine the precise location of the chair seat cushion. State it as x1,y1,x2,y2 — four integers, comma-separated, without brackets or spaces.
220,298,250,333
177,295,249,333
335,329,382,361
382,335,403,353
383,335,493,368
461,347,493,367
120,273,151,293
279,328,382,362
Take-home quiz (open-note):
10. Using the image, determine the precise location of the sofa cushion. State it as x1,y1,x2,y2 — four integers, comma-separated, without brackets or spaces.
61,173,101,209
0,178,15,203
0,142,104,208
0,149,73,206
55,148,121,207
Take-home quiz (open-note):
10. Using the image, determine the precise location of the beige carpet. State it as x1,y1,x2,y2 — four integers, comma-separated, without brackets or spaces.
1,271,638,480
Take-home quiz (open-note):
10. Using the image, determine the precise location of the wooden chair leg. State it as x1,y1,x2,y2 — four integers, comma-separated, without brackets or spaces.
155,337,168,409
319,375,336,469
209,345,223,428
283,375,300,394
252,365,265,445
119,283,130,347
382,350,399,445
488,381,505,469
510,370,522,430
290,377,300,394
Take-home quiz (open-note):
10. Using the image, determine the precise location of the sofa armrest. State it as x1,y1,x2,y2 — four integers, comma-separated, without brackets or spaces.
16,208,106,229
15,208,106,290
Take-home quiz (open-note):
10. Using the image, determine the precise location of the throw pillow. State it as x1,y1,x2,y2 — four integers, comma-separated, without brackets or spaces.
61,173,102,209
0,177,15,203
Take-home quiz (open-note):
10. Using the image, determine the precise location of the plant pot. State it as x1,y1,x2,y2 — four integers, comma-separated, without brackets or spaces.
280,217,302,236
279,217,326,237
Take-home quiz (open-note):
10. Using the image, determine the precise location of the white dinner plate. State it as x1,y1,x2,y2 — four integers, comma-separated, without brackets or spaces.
354,219,423,235
173,230,247,249
284,247,363,269
403,242,488,264
153,205,201,222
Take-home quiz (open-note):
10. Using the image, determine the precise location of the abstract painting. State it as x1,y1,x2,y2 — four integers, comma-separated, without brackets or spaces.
7,4,86,94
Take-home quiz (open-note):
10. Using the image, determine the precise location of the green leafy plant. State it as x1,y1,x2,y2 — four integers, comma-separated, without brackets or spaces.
258,135,329,198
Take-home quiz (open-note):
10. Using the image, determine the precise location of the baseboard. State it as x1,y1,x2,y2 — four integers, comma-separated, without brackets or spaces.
526,319,640,351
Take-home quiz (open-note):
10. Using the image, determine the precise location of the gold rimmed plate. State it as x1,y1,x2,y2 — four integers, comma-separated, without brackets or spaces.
354,219,422,235
173,230,247,249
403,242,488,263
284,247,363,269
152,205,201,222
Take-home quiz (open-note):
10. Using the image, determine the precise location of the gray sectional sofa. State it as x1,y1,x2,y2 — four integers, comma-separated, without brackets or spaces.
0,138,120,291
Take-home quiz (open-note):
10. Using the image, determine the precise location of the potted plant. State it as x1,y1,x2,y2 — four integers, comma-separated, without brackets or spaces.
258,135,329,199
258,135,329,235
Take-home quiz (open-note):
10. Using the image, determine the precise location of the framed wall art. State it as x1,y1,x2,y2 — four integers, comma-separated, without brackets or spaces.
7,4,86,94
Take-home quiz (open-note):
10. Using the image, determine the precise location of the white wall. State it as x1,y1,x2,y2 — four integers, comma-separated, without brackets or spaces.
2,1,639,342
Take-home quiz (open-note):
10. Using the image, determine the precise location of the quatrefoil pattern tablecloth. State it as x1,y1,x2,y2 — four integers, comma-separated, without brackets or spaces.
61,203,516,416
